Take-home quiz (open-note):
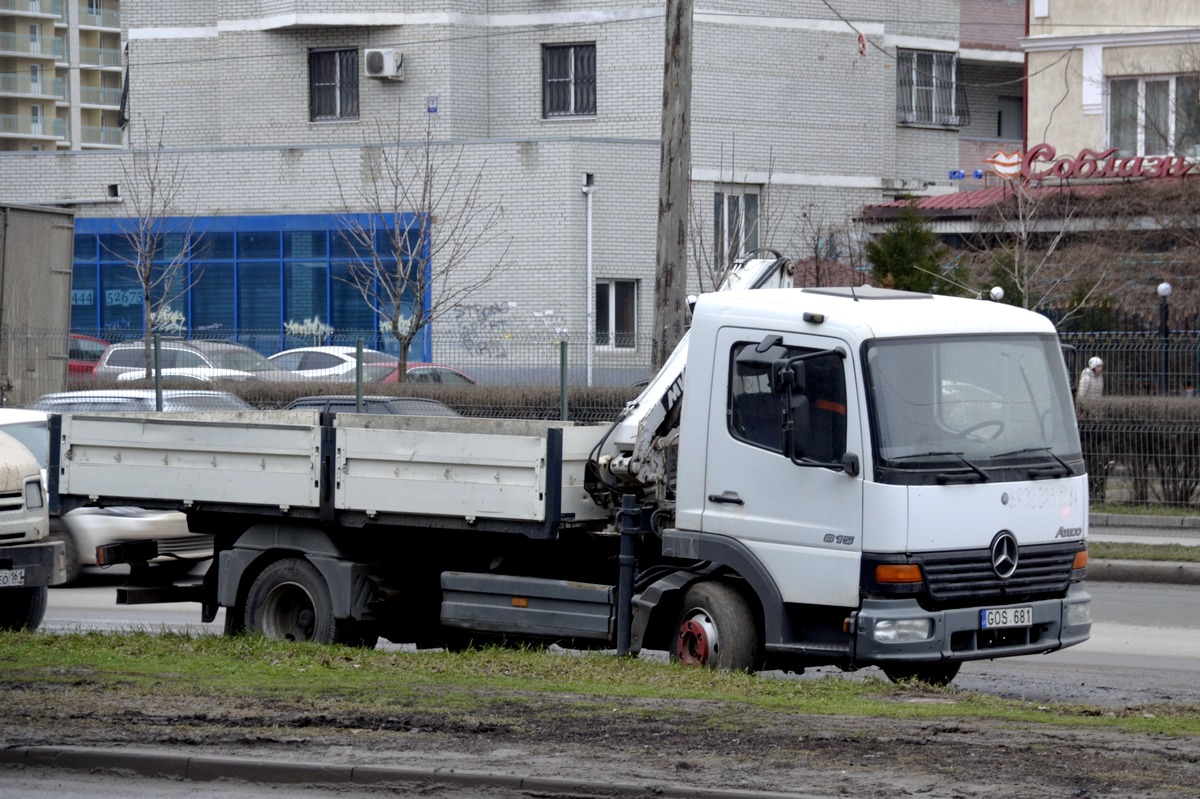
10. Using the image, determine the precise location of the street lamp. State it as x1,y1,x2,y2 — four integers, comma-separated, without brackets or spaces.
1158,281,1172,396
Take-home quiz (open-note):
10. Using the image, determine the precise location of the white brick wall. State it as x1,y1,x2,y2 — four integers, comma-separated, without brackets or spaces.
1,0,1010,370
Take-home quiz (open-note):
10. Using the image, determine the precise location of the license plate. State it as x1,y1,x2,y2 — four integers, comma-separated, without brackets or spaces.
0,568,26,587
981,606,1032,629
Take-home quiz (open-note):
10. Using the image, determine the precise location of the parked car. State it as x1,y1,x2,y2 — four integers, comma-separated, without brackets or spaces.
282,395,460,416
364,363,479,385
68,333,109,377
0,408,209,584
268,346,395,380
94,339,290,382
116,367,263,384
28,389,254,413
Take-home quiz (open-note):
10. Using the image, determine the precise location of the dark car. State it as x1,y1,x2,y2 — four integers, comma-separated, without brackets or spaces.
282,395,460,416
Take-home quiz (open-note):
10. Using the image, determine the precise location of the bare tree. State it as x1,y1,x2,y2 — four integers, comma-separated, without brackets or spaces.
114,115,200,377
334,119,512,382
962,184,1138,324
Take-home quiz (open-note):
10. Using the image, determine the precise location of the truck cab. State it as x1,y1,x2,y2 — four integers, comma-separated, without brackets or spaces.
0,428,63,630
665,286,1090,681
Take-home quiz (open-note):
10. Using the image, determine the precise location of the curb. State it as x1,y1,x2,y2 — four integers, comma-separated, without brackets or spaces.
0,745,829,799
1087,558,1200,586
1090,513,1200,529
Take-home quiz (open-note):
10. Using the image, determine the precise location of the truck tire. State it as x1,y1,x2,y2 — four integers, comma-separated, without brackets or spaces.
0,586,49,631
49,518,82,585
672,582,758,671
243,558,377,648
882,662,961,686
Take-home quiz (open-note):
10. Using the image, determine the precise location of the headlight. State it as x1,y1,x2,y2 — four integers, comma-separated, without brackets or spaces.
873,618,934,643
1066,601,1091,626
24,480,43,510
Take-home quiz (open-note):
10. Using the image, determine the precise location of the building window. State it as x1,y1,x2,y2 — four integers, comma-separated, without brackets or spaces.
1109,75,1200,157
596,279,635,348
543,43,596,118
309,49,359,122
896,49,964,127
997,95,1022,140
713,187,759,270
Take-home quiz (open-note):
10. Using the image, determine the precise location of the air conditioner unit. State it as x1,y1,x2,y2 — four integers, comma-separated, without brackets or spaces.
365,48,403,80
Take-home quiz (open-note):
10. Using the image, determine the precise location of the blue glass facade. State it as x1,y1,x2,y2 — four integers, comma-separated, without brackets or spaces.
72,213,431,360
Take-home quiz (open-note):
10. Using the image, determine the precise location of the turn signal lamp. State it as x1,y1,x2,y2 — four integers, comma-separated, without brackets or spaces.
875,564,923,584
1073,550,1089,570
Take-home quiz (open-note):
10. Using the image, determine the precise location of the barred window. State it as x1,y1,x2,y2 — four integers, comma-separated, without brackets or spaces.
543,43,596,118
309,49,359,122
896,49,965,127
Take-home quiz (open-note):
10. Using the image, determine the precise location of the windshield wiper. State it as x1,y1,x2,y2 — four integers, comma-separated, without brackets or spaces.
991,446,1073,479
887,451,990,483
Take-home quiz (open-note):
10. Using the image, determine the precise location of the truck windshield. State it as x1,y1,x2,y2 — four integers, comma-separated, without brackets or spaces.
864,334,1081,470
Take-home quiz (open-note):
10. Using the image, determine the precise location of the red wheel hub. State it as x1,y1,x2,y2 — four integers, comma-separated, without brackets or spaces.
676,618,711,665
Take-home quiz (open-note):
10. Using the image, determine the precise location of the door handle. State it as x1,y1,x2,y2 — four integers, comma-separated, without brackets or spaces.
707,492,744,506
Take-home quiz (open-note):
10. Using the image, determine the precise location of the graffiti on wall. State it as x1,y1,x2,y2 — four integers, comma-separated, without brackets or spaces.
454,301,517,357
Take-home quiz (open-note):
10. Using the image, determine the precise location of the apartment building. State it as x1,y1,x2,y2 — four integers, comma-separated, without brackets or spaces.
1024,0,1200,159
0,0,122,151
1,1,1026,377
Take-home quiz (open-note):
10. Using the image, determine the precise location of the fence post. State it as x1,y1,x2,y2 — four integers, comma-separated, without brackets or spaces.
152,333,162,411
355,338,364,413
559,339,568,422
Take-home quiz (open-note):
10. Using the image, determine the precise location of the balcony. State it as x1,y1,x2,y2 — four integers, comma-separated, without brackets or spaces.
0,0,54,15
0,112,65,139
0,72,63,99
80,5,118,29
79,45,121,67
81,123,120,146
79,83,120,106
0,31,64,58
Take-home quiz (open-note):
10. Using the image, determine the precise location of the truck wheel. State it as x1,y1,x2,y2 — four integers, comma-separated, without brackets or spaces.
672,582,758,671
49,520,82,585
0,586,48,631
882,662,961,686
243,558,375,647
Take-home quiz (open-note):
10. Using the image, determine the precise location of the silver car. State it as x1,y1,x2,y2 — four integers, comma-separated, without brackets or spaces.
93,339,291,382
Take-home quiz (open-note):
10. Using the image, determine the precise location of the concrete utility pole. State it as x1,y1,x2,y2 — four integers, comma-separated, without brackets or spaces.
651,0,693,369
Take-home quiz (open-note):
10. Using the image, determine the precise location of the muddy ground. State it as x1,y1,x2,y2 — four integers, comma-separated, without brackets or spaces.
3,680,1200,798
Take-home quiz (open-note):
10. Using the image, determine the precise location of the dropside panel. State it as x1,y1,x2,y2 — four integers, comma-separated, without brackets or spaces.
58,412,323,510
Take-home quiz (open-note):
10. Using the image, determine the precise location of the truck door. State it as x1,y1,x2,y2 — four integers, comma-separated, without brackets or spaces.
701,327,864,608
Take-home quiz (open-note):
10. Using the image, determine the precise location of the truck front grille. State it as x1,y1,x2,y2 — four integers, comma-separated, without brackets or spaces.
917,542,1079,605
0,489,25,512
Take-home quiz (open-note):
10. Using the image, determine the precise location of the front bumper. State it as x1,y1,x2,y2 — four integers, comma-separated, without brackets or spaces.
0,539,66,587
852,583,1091,665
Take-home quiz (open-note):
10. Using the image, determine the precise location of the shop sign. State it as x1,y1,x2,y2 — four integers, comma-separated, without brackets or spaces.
1020,143,1194,180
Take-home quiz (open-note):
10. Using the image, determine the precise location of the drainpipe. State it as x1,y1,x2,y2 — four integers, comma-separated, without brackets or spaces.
582,173,595,387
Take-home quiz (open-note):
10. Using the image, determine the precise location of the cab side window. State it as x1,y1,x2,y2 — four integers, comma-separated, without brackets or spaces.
728,341,847,461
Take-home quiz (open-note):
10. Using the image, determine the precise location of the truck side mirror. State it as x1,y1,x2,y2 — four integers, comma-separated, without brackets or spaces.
772,359,805,394
785,394,810,460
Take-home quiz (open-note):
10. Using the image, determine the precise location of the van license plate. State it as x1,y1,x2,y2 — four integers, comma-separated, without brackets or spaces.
0,569,26,587
981,606,1032,629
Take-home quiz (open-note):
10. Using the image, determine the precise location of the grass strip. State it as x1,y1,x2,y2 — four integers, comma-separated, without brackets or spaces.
1,630,1198,737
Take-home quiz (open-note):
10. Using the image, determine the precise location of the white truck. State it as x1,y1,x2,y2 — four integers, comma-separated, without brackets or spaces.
48,262,1091,683
0,429,64,630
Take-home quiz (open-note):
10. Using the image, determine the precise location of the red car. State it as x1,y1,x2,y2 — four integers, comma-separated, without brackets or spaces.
68,334,109,377
366,363,478,385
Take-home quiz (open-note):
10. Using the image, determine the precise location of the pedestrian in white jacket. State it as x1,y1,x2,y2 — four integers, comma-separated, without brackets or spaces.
1077,356,1104,400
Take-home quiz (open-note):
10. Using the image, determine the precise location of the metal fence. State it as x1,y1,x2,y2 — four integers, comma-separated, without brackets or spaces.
5,327,1199,509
